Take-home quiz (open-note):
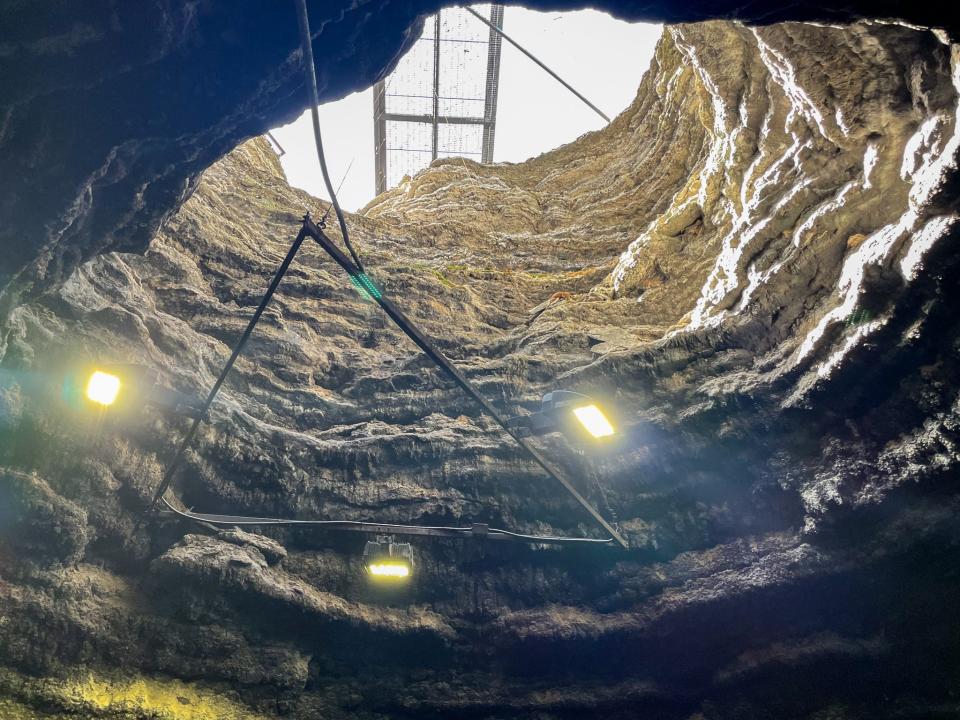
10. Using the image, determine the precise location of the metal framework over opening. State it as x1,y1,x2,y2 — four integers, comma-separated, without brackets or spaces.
373,4,505,194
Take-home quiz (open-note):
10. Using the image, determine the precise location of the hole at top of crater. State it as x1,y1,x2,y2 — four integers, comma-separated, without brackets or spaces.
269,5,662,212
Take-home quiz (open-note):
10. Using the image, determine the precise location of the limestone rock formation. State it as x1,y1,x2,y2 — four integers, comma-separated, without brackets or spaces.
1,18,960,720
0,1,956,325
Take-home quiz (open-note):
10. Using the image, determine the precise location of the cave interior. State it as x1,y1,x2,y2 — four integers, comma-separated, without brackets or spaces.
1,1,960,719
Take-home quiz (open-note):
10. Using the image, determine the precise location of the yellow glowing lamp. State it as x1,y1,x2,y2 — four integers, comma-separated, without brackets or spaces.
506,390,619,441
572,404,615,438
363,537,414,581
368,562,411,578
85,371,122,406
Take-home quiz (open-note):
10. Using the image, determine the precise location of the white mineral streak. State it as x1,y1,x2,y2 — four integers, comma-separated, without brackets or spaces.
900,214,958,281
835,108,852,137
901,116,943,180
794,182,859,252
737,104,774,218
862,143,879,188
694,177,809,323
629,27,960,399
792,44,960,379
676,30,737,215
815,317,887,379
687,28,823,329
734,180,859,315
678,30,814,326
752,30,836,144
613,27,742,294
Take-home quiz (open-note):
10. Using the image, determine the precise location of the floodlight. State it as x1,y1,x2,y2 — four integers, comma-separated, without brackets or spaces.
363,536,414,580
78,363,204,418
368,562,411,578
506,390,617,440
572,404,615,438
85,371,121,406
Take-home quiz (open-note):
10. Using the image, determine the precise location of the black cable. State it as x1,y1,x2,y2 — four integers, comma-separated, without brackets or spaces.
141,214,623,547
484,527,614,545
161,496,614,546
144,227,309,514
293,0,365,274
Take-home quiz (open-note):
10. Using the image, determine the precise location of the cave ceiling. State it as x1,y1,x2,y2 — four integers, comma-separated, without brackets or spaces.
1,2,960,720
0,0,956,318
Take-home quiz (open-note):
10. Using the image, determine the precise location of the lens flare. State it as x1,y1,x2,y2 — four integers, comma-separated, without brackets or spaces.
368,562,411,578
86,371,121,406
572,404,614,438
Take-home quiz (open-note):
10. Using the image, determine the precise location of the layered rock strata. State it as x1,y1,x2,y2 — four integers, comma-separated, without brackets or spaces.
0,1,956,324
1,19,959,720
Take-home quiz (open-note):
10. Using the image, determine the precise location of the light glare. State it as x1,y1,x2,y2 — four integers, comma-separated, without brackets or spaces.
86,371,121,406
368,562,410,578
572,404,614,438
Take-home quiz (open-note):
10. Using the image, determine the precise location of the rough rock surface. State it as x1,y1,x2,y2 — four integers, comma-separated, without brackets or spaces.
2,19,960,720
0,1,957,325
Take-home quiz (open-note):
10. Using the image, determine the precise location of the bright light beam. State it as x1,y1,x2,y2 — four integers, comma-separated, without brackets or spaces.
572,404,615,438
368,562,411,578
86,371,121,406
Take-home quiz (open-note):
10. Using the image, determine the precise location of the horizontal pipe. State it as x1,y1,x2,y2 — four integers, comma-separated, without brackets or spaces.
385,112,490,126
160,500,614,545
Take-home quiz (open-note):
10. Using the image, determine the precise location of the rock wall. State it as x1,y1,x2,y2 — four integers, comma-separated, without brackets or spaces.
1,19,960,720
0,1,956,326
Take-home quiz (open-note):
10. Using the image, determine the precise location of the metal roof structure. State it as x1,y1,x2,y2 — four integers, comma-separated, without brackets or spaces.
373,4,505,194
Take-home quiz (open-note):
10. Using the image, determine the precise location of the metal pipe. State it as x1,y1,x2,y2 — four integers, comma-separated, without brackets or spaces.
303,215,628,548
462,6,611,123
432,13,441,160
481,4,505,163
265,131,286,157
146,227,310,514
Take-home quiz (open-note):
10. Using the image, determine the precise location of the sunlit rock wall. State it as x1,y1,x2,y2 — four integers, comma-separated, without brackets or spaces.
0,0,954,326
1,20,959,720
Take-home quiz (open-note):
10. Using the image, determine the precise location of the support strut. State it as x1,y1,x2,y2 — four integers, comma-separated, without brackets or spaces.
462,6,611,123
147,215,628,549
302,215,628,548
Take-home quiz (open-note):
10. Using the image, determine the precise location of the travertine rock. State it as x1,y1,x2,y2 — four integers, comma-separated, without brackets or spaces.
0,1,955,326
1,19,960,720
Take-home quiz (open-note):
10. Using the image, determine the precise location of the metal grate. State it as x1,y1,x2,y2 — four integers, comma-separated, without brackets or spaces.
374,4,505,194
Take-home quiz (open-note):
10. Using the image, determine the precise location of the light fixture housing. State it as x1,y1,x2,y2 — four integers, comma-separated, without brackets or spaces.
363,536,414,581
85,370,122,406
506,390,617,440
75,363,203,418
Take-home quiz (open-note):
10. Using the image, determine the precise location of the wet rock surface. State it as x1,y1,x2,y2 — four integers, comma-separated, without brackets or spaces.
1,18,960,720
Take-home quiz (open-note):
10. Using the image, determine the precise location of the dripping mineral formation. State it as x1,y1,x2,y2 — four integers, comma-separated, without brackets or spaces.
2,18,960,720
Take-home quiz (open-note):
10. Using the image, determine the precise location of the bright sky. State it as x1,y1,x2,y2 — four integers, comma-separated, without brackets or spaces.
271,9,662,212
